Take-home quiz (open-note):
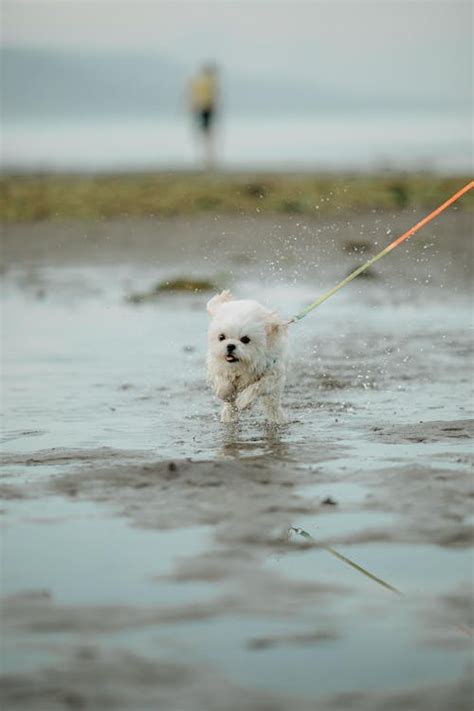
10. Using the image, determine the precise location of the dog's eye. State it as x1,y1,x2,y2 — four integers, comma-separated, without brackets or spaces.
218,334,226,341
240,336,251,344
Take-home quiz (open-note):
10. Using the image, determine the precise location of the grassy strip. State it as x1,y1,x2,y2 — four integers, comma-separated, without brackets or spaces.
1,172,472,222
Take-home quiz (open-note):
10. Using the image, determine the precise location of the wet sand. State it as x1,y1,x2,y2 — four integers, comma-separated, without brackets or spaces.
1,209,473,709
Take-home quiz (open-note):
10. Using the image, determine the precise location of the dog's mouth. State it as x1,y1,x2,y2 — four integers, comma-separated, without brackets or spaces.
225,354,239,363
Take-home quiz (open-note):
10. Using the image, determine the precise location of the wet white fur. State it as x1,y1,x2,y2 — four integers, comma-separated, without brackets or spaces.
206,290,288,423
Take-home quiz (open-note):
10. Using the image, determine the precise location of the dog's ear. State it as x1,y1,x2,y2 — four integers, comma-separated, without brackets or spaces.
265,314,287,345
206,290,234,317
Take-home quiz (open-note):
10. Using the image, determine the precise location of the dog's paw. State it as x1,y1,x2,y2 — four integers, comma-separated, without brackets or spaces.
220,403,236,423
263,403,286,425
235,387,258,411
267,411,287,425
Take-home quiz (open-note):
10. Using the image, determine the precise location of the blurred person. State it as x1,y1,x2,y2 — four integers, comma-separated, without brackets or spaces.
189,63,218,169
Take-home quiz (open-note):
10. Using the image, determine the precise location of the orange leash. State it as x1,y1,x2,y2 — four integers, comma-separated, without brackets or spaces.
291,180,474,323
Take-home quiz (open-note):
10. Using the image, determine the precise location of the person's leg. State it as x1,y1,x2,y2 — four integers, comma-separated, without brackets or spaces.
202,110,215,169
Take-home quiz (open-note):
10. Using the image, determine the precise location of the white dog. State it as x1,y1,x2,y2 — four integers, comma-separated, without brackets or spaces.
206,290,288,423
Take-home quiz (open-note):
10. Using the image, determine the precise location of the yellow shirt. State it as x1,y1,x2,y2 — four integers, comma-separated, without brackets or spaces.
190,72,216,111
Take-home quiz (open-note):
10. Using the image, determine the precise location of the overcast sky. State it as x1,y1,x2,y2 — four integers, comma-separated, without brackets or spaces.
3,1,472,105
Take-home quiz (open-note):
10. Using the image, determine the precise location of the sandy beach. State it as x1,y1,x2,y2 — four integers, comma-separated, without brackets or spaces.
1,193,473,709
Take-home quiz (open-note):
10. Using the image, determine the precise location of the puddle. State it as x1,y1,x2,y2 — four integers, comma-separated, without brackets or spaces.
1,256,473,708
1,497,216,676
126,607,469,700
1,498,214,606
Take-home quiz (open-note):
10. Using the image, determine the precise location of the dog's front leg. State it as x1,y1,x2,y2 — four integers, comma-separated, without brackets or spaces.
220,401,237,423
235,369,286,417
235,382,261,412
211,375,236,403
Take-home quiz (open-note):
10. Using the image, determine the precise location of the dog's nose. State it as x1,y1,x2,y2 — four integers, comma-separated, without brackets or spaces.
226,343,236,353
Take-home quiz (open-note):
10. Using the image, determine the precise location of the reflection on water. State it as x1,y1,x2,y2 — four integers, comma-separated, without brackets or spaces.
288,526,402,594
217,421,292,460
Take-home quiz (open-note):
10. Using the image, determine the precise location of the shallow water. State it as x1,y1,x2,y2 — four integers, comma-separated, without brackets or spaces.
1,247,473,709
3,111,472,173
2,264,472,460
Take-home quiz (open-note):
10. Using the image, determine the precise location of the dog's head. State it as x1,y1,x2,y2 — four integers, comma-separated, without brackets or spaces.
207,291,286,374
